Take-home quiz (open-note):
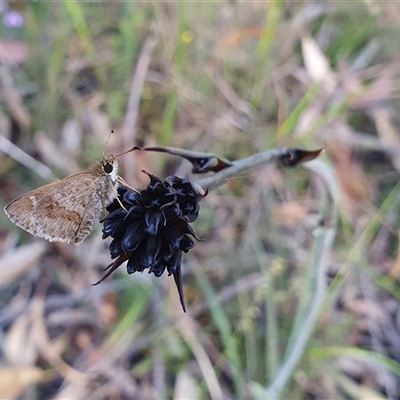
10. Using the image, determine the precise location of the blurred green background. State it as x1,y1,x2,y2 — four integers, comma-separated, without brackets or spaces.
1,1,400,399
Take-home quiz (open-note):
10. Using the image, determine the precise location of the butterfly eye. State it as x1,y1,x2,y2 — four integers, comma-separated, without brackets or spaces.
104,162,113,173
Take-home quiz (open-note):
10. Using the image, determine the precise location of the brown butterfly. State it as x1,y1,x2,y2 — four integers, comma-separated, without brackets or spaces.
4,147,139,245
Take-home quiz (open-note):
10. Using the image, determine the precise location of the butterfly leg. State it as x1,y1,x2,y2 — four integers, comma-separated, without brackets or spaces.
106,180,128,212
117,176,140,193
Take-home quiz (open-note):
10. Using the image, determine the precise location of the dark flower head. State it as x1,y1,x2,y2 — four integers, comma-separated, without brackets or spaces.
93,171,207,312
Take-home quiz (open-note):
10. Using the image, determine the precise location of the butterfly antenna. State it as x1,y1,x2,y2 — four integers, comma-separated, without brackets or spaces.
102,129,115,158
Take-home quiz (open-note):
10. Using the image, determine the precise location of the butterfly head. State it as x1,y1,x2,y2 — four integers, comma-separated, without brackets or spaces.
99,157,119,183
96,146,141,183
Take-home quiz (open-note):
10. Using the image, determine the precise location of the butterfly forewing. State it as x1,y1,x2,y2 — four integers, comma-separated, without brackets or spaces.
4,169,115,244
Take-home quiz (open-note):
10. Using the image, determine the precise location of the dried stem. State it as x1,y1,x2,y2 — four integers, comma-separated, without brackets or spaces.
194,148,287,190
263,159,339,398
192,149,338,398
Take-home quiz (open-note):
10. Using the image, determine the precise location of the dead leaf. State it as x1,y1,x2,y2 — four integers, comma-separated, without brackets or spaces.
174,370,198,400
301,36,336,94
279,147,324,167
4,313,38,365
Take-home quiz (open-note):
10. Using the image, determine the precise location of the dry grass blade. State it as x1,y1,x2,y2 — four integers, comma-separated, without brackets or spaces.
123,37,157,185
176,313,224,400
173,370,198,400
264,159,340,398
0,242,47,288
4,312,38,365
0,135,55,180
301,36,336,94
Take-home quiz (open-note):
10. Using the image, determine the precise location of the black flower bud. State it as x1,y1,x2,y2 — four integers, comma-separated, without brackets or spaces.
94,172,207,312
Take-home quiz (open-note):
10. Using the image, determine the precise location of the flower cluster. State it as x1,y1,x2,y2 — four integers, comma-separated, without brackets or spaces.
95,170,207,312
